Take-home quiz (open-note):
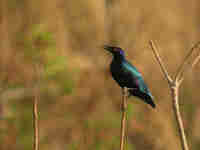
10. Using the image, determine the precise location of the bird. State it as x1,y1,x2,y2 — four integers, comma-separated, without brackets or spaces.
104,45,155,108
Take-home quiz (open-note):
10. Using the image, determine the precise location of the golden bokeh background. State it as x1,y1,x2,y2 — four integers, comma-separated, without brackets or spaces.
0,0,200,150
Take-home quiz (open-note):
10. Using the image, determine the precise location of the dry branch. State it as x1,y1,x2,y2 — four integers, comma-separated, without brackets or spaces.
120,87,128,150
149,40,173,85
175,41,200,82
33,64,40,150
171,86,189,150
33,91,39,150
149,40,193,150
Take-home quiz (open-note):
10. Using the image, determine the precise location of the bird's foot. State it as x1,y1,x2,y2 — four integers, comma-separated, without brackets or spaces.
124,88,136,98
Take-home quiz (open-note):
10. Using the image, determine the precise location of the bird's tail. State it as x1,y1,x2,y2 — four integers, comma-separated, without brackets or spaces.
129,89,156,108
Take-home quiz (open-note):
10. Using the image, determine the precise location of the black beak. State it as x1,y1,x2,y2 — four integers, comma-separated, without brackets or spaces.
103,45,114,53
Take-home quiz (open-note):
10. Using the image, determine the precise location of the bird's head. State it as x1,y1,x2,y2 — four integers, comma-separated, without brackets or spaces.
104,45,125,59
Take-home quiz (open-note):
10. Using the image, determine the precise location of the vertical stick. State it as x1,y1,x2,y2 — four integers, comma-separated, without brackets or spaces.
33,64,39,150
171,85,189,150
33,93,39,150
120,87,128,150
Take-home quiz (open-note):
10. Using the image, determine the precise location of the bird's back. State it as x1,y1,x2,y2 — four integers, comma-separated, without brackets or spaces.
123,61,151,93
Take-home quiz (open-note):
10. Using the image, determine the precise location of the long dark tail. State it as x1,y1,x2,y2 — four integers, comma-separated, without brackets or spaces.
129,89,156,108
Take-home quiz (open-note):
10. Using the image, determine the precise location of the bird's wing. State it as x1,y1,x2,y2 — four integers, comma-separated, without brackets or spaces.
123,61,153,98
135,77,153,98
122,61,142,78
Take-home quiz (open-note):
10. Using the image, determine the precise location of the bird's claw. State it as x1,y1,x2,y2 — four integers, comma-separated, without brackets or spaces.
125,88,136,98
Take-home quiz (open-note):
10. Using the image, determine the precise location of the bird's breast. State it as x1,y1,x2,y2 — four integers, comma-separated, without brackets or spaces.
110,60,130,87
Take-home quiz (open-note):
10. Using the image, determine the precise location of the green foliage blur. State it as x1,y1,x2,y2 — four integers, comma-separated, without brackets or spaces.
0,0,200,150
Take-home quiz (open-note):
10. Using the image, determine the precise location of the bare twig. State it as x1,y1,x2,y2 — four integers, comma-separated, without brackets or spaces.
191,51,200,68
33,64,39,150
149,40,192,150
120,87,128,150
175,41,200,82
176,42,200,85
171,86,189,150
33,92,39,150
177,52,200,85
149,40,173,85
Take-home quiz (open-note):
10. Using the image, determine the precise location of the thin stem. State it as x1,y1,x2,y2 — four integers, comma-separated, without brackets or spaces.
175,41,200,82
149,40,173,84
120,87,128,150
177,43,200,84
191,49,200,68
171,86,189,150
33,93,39,150
33,64,39,150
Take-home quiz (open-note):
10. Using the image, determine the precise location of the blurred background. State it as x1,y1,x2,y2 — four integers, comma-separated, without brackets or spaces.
0,0,200,150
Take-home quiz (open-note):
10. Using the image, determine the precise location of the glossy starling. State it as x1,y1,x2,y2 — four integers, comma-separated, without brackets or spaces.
104,45,155,108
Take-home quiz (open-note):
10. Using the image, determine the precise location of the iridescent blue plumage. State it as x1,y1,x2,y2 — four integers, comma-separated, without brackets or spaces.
104,45,155,108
